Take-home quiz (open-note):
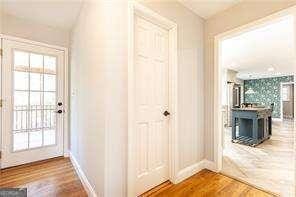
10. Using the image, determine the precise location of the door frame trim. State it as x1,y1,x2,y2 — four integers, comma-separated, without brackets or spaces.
127,2,178,196
280,82,295,120
0,34,69,164
213,5,296,193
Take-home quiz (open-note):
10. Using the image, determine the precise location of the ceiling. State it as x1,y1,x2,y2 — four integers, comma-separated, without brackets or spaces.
1,0,241,30
1,0,83,30
221,15,296,80
178,0,240,19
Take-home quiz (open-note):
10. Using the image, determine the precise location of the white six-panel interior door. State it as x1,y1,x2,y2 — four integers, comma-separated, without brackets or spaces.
134,16,170,195
1,38,65,168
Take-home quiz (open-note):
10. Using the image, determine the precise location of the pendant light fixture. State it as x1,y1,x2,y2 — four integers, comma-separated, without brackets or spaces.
245,74,255,94
245,87,255,94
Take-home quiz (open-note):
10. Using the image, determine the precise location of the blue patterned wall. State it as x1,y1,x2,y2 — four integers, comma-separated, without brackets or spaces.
244,76,294,118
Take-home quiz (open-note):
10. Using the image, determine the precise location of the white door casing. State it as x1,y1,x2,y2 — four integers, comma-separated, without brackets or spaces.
134,16,170,195
1,39,65,168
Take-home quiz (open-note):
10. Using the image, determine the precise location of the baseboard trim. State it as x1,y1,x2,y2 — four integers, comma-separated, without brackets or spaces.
174,159,218,184
202,159,217,172
69,152,97,197
63,150,70,157
175,161,204,183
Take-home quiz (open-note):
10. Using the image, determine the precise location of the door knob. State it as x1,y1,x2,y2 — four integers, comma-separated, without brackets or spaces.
163,110,170,116
55,110,63,114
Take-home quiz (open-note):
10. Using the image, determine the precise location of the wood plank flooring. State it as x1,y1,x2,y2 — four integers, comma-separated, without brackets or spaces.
222,120,294,196
0,156,275,197
0,157,87,197
141,169,274,197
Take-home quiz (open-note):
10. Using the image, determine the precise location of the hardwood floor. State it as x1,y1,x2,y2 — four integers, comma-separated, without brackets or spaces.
141,169,274,197
0,157,276,197
222,120,294,196
0,157,87,197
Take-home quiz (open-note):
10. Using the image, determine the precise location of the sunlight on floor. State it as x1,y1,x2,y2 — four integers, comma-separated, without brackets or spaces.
222,120,295,197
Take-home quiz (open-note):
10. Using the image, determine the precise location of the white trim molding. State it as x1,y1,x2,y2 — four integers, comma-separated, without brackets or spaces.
0,34,67,51
202,159,217,172
63,48,70,158
175,161,205,183
175,159,217,183
128,1,178,196
69,152,97,197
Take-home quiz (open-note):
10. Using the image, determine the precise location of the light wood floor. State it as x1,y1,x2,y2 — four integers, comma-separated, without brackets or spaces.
141,169,274,197
0,157,87,197
222,120,294,196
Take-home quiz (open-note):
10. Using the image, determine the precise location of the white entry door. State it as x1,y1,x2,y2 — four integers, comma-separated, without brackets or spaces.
1,39,65,168
134,16,169,195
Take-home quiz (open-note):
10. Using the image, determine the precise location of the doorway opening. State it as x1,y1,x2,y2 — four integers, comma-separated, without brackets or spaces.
281,82,295,120
216,12,296,196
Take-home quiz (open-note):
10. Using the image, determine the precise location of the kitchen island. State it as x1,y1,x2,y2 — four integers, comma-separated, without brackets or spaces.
232,107,272,146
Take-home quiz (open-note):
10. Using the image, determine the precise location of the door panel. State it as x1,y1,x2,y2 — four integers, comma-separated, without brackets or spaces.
1,39,64,168
134,16,169,195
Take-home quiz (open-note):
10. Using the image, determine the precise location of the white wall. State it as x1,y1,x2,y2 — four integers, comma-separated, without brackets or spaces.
70,0,204,196
204,1,296,162
0,3,3,34
2,12,69,47
70,1,128,196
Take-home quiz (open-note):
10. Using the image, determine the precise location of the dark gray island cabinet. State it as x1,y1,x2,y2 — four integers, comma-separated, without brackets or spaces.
231,108,272,146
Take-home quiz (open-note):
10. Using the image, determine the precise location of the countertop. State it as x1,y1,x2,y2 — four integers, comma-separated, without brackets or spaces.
232,107,271,112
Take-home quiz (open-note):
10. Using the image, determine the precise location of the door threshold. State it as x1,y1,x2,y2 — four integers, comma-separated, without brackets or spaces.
1,156,65,171
140,180,172,197
220,171,280,197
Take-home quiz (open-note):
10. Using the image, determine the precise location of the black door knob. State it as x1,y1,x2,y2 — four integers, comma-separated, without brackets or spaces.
163,111,170,116
56,110,63,114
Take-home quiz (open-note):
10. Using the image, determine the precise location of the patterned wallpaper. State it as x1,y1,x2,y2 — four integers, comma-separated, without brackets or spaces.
244,76,294,118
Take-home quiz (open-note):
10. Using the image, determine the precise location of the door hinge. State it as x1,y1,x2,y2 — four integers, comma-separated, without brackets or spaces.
0,49,2,56
0,151,2,159
0,99,3,108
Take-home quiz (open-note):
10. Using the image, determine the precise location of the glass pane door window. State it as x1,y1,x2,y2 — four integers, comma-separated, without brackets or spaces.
13,50,57,151
2,39,64,169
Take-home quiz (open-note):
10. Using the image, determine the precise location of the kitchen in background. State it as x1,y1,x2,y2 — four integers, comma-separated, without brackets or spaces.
224,71,294,127
244,75,294,118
